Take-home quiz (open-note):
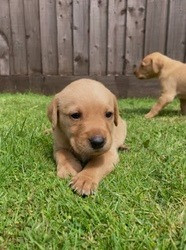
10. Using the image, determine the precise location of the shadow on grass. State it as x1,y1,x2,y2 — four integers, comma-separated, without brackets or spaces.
122,108,180,117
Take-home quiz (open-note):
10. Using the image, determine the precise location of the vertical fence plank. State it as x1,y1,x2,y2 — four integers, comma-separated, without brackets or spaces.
0,34,9,75
24,0,42,74
0,0,14,75
144,0,168,55
9,0,27,74
0,0,12,75
167,0,186,62
56,0,73,75
73,0,89,75
90,0,107,75
39,0,58,75
125,0,146,75
107,0,126,75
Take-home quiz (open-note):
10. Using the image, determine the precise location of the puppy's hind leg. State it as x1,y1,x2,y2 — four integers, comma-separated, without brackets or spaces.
180,99,186,115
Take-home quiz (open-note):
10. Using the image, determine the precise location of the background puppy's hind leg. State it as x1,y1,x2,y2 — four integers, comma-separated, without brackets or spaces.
180,99,186,115
145,94,175,118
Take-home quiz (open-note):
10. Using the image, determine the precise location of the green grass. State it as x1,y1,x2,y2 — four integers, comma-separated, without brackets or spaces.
0,93,185,249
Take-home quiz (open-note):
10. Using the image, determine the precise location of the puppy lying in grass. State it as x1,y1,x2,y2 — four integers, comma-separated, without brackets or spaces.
47,79,127,196
134,52,186,118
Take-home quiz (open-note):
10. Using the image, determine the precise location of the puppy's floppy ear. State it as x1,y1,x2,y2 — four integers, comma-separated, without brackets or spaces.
113,94,119,126
47,97,58,129
141,60,147,66
151,58,162,74
142,58,151,66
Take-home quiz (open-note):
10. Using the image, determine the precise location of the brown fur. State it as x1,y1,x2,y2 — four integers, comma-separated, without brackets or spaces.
134,52,186,118
47,79,127,196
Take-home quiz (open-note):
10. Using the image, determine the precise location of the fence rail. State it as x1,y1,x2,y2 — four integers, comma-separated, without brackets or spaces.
0,0,185,96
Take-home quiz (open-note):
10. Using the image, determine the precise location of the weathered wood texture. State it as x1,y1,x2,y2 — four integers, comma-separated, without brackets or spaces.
39,0,58,74
0,0,185,97
0,34,9,75
73,0,89,75
125,0,146,75
9,0,27,74
24,0,42,74
56,0,73,75
144,0,168,55
107,0,126,75
89,0,107,75
0,0,13,74
166,0,186,61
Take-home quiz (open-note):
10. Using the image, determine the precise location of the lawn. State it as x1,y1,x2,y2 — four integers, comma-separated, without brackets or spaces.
0,93,185,249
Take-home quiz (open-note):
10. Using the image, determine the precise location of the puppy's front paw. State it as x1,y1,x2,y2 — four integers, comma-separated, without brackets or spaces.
145,112,154,119
57,165,78,179
71,173,98,196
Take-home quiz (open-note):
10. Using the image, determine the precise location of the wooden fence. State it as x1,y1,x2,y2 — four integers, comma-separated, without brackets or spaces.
0,0,186,97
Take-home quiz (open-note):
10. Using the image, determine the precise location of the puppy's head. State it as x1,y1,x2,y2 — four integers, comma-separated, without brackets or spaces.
48,79,119,159
134,52,163,79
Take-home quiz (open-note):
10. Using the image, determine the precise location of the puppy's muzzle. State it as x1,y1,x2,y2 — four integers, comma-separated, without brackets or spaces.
89,135,106,150
134,69,145,79
134,68,140,78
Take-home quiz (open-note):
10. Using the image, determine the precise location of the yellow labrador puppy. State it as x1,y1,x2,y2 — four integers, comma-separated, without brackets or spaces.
47,79,127,195
134,52,186,118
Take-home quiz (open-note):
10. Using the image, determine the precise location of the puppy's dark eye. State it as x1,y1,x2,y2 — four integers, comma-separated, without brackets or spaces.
105,111,113,118
70,112,81,119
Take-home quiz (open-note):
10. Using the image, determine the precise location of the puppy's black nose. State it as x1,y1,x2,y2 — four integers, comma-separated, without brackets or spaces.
89,135,105,149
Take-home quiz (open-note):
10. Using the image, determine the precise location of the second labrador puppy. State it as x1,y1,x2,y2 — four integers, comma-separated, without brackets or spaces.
47,79,127,196
134,52,186,118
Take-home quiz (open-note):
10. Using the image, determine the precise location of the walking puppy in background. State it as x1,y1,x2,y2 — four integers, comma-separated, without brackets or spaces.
134,52,186,118
47,79,127,196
